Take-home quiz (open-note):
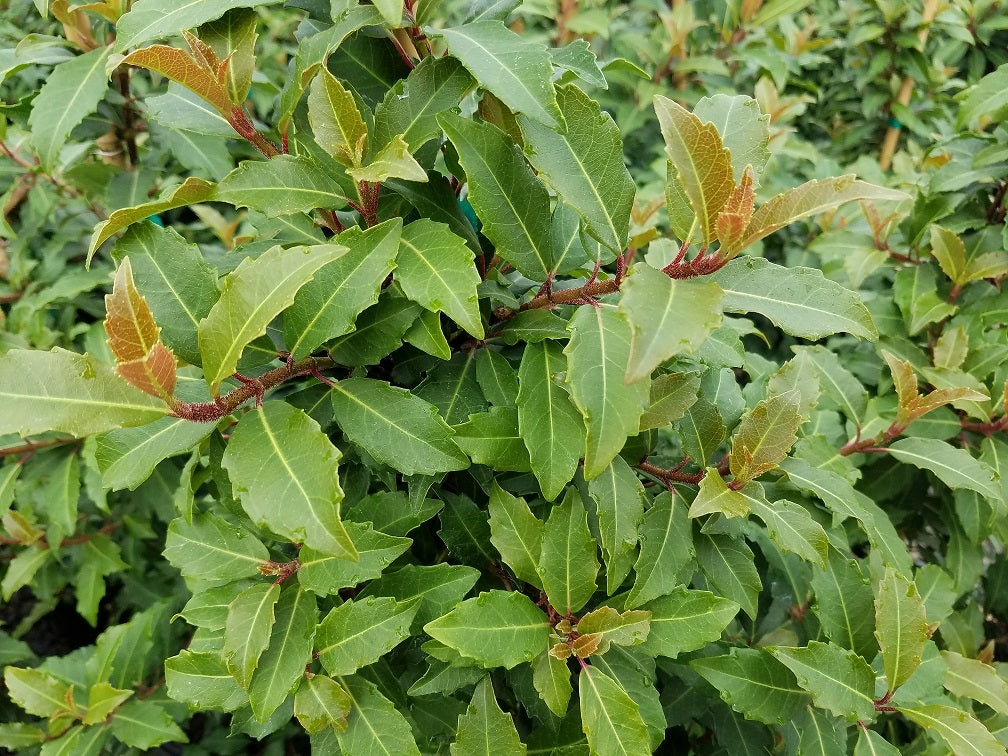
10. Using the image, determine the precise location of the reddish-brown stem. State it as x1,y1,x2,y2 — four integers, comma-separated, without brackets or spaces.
114,68,139,166
169,356,337,423
228,106,279,158
962,415,1008,435
0,437,78,459
520,277,620,311
638,460,706,485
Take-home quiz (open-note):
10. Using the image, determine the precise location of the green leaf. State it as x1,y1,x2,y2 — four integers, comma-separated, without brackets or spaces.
297,523,411,596
748,497,828,568
438,493,496,567
893,265,957,336
327,291,422,366
196,8,258,105
336,675,421,756
223,401,356,558
565,305,649,479
943,650,1008,715
248,586,317,722
308,64,367,167
897,704,1005,756
675,396,725,467
164,512,270,583
108,699,188,749
345,491,444,537
199,244,344,395
348,135,427,183
284,219,401,360
956,62,1008,127
517,341,586,500
316,597,418,676
215,155,351,217
710,257,877,341
111,222,220,367
618,266,723,382
436,20,562,128
397,220,483,338
691,648,809,725
855,728,902,756
792,345,869,425
888,438,1002,502
83,682,131,725
654,95,736,246
404,308,451,359
579,665,651,756
415,350,485,425
639,371,702,432
408,659,486,696
2,548,51,602
372,0,403,25
695,532,761,620
638,586,738,658
488,483,544,588
575,607,651,655
731,176,908,255
451,676,526,756
28,45,114,170
538,488,599,615
164,650,248,711
532,651,572,717
358,563,479,628
115,0,280,50
688,467,749,519
626,491,695,610
769,642,876,722
294,674,351,734
375,56,473,152
439,113,556,278
3,667,72,717
519,84,634,254
223,583,281,688
424,590,550,668
89,178,217,262
588,455,646,593
692,94,771,182
475,349,518,408
330,377,469,475
875,567,928,692
0,348,166,438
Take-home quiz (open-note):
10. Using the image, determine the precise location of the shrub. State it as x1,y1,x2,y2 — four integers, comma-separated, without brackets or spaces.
0,0,1006,753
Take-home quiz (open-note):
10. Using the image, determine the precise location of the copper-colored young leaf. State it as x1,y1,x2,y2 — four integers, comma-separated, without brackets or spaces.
104,258,177,401
728,390,803,487
715,167,755,253
654,95,735,247
117,45,231,114
883,351,988,428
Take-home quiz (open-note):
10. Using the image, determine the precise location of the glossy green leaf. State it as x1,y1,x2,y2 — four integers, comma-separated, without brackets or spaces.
115,0,279,50
336,675,421,756
675,396,725,467
711,257,877,340
770,641,876,722
695,532,761,620
517,341,586,500
111,222,219,367
520,84,634,254
436,21,562,127
575,607,651,655
855,728,902,756
956,62,1008,127
408,659,486,696
898,704,1005,756
108,699,189,749
215,155,351,217
345,491,444,537
308,64,367,167
888,438,1002,502
792,345,869,425
284,219,401,361
619,266,723,382
347,134,427,183
532,650,572,717
199,244,343,394
297,523,411,596
359,563,479,628
28,45,114,170
439,113,556,278
0,349,167,438
691,648,809,725
638,586,738,658
164,512,269,583
892,264,957,336
248,586,317,722
579,665,651,756
3,667,72,717
164,650,248,712
223,401,356,558
424,590,550,668
196,8,258,105
565,305,649,479
488,483,544,588
375,56,473,152
748,497,828,568
89,178,217,262
223,583,281,688
294,674,351,734
943,650,1008,715
689,468,749,519
625,492,695,610
474,349,518,408
875,567,928,692
316,596,417,676
588,455,646,593
330,377,469,474
451,676,525,756
639,371,702,432
396,220,483,338
654,94,736,246
692,94,771,182
538,488,599,615
327,291,422,366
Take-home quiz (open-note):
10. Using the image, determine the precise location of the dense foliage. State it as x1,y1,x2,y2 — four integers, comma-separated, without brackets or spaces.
1,0,1007,753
